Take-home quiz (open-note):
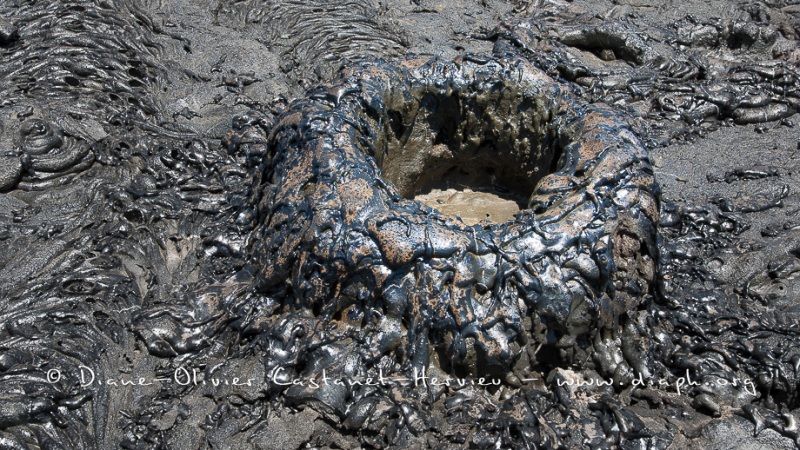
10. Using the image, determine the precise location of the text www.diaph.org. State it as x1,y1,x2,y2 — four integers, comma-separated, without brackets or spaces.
44,366,502,389
550,369,757,396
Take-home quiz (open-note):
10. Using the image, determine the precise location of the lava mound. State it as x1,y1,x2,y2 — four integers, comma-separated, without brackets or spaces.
245,55,660,381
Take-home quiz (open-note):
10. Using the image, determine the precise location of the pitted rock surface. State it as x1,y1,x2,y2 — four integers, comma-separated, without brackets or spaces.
238,56,659,385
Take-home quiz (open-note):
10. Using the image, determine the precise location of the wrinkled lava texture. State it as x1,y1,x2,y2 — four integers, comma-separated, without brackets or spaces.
0,0,799,449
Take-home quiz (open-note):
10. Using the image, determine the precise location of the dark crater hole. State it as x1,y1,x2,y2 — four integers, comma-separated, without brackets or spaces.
371,78,560,224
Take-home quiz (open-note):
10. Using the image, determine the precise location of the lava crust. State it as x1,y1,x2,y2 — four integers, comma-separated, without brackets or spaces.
5,0,798,447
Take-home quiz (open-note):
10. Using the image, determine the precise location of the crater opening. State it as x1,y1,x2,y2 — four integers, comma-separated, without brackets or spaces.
371,78,561,225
